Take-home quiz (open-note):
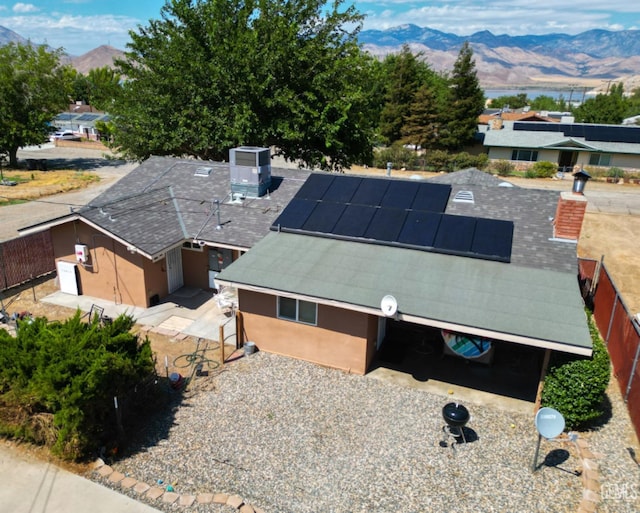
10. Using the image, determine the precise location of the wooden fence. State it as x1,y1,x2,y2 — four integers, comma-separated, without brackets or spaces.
0,231,55,291
579,257,640,442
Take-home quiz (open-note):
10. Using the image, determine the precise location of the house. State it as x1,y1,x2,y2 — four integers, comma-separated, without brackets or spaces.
483,120,640,172
216,169,592,377
18,148,311,307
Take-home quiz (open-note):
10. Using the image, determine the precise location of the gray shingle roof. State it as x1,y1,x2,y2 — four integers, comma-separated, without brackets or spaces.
79,156,311,255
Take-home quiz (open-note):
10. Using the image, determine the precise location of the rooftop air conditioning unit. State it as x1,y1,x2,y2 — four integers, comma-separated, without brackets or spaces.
229,146,271,198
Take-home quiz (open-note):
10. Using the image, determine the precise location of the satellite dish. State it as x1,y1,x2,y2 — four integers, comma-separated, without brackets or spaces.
380,295,398,317
535,407,565,439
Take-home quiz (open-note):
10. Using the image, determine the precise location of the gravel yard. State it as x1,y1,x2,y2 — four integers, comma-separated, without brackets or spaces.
95,352,639,513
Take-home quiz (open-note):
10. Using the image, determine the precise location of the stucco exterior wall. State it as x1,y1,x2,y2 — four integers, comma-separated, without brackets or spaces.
610,153,640,169
182,247,210,290
238,289,378,375
51,222,150,306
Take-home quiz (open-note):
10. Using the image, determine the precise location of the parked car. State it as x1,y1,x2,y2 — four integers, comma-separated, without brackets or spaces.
50,130,80,142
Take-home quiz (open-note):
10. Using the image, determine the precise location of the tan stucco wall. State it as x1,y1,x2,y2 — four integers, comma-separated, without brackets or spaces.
182,248,210,290
51,221,161,307
238,289,378,375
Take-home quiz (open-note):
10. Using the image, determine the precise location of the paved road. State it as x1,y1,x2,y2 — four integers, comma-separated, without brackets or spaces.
0,144,138,241
0,442,161,513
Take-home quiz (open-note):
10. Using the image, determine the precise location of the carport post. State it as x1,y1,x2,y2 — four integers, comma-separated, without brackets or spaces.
219,324,225,365
534,349,552,410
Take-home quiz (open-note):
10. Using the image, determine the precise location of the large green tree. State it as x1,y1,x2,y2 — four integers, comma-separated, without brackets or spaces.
438,42,485,150
110,0,376,171
400,84,440,150
0,43,70,167
572,83,627,124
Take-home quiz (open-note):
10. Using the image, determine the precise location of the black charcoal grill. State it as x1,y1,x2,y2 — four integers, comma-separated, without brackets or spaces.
441,402,469,446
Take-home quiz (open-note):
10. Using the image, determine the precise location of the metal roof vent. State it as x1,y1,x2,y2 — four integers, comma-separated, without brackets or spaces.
453,190,474,203
194,166,213,177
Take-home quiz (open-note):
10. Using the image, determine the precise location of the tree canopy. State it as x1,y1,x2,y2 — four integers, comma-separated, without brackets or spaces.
572,83,628,124
438,42,485,151
110,0,376,171
0,43,70,167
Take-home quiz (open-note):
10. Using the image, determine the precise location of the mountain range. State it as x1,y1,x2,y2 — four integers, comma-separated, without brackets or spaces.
359,25,640,90
2,23,639,90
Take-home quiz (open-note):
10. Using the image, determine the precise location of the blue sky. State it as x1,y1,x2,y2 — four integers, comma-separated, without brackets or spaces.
0,1,638,55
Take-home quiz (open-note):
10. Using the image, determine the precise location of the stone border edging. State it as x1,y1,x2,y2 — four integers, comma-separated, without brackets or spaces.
93,459,265,513
573,436,602,513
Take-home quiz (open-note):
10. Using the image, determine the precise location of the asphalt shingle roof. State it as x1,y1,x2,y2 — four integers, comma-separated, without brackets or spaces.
80,156,311,256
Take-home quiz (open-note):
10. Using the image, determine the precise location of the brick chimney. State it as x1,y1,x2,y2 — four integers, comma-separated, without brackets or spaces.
553,191,587,240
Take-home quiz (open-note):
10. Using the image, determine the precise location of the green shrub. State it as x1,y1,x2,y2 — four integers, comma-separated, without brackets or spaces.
607,167,624,179
0,312,155,460
541,312,611,430
490,160,515,177
530,161,557,178
425,149,451,172
372,144,419,170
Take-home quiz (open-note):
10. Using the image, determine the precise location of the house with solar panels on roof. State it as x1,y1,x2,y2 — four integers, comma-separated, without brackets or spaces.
19,147,311,308
483,121,640,173
216,168,593,398
51,104,111,141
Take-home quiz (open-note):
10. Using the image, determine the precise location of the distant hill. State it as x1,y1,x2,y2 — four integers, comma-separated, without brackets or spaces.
2,23,640,89
0,25,28,46
359,25,640,89
0,25,124,74
67,45,126,74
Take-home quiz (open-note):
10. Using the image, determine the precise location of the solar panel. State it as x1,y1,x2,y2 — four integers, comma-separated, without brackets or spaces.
470,218,514,262
332,204,376,237
351,178,389,206
271,198,317,230
76,113,101,122
302,201,346,233
381,181,419,209
412,182,451,213
364,208,407,242
397,211,442,247
433,215,476,253
55,113,74,121
272,174,512,263
295,173,335,201
324,175,362,203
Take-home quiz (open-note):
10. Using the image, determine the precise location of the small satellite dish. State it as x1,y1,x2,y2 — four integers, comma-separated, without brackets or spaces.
380,295,398,317
535,407,565,440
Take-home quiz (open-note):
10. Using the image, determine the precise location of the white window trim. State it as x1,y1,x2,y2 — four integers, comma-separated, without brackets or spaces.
182,241,204,252
277,296,318,326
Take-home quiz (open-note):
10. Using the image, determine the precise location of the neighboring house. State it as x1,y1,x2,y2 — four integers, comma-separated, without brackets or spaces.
216,169,592,376
483,120,640,171
52,104,111,141
478,110,559,130
19,148,311,308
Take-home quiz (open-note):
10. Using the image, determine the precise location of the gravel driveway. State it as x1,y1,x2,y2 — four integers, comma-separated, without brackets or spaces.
99,352,640,513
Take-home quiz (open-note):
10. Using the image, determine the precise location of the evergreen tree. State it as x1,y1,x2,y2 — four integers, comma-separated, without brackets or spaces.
378,45,423,144
401,84,439,150
438,42,485,150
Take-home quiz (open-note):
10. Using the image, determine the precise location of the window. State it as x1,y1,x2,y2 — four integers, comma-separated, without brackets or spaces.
182,241,204,252
511,149,538,162
277,297,317,325
588,153,612,166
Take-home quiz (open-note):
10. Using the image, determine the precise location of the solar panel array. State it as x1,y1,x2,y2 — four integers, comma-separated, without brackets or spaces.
271,174,514,262
513,122,640,143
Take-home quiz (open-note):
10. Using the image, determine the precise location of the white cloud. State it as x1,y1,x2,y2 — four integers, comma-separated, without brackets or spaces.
0,13,138,54
360,1,640,35
13,3,39,14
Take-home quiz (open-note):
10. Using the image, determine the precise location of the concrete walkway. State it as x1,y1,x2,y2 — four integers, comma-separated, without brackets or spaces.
0,441,161,513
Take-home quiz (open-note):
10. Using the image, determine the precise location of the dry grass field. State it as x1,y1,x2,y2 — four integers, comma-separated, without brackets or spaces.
0,170,99,205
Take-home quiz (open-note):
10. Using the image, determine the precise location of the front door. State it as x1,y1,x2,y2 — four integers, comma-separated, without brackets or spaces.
558,150,577,172
166,247,184,293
